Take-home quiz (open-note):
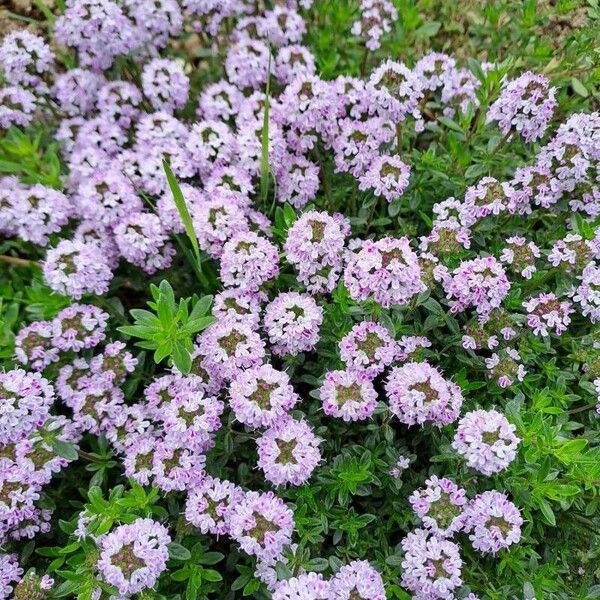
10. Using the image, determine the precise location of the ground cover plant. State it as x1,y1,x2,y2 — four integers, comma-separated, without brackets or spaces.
1,0,600,598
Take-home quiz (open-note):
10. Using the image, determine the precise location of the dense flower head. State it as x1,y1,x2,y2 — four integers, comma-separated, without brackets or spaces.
229,364,300,429
358,154,411,202
276,154,320,209
185,476,244,536
339,321,397,378
284,211,350,293
0,31,54,87
331,560,386,600
344,236,425,308
487,71,557,142
213,288,263,328
263,292,323,356
500,236,541,279
56,358,91,402
151,438,207,492
452,409,520,475
11,184,72,247
385,361,463,427
90,341,138,384
275,45,317,85
11,571,54,600
256,417,321,486
0,86,36,130
320,369,378,422
43,239,113,299
409,475,467,537
96,80,143,129
397,335,432,362
0,369,54,444
201,317,266,380
51,304,109,352
464,491,523,553
225,39,270,89
52,68,105,117
572,262,600,323
485,347,527,388
523,292,574,336
54,0,142,70
186,120,236,176
272,572,331,600
15,321,59,371
548,234,597,272
462,177,513,220
443,256,511,317
220,231,280,291
401,528,463,600
351,0,398,51
114,211,175,274
142,58,190,113
96,518,171,596
0,553,23,600
228,490,294,561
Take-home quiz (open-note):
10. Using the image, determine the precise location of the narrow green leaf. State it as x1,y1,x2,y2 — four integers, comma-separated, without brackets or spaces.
260,49,272,203
163,159,203,275
51,440,79,461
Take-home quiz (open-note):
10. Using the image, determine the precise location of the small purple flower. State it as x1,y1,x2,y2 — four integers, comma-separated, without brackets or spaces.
0,86,36,129
443,256,511,318
185,476,244,536
358,154,411,203
96,518,171,596
344,236,425,308
142,58,189,113
572,262,600,323
485,348,527,388
229,364,300,429
228,490,295,562
220,232,280,292
201,317,266,380
274,45,316,85
464,491,523,554
276,154,320,209
400,528,463,600
548,234,596,272
389,454,410,478
351,0,398,51
284,211,350,294
452,409,520,475
213,288,263,328
339,321,397,378
43,239,113,299
15,321,59,371
523,292,574,336
225,39,270,89
409,475,467,537
0,31,54,87
52,68,105,116
499,236,540,279
263,292,323,356
0,369,53,444
273,572,331,600
51,304,109,352
257,417,321,486
320,369,378,422
397,335,432,362
96,81,143,129
331,560,386,600
0,553,23,600
487,71,556,142
90,341,138,384
385,361,463,427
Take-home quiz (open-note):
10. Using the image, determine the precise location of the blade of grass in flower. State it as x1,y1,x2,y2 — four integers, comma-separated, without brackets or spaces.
33,0,56,23
162,158,203,280
260,49,272,204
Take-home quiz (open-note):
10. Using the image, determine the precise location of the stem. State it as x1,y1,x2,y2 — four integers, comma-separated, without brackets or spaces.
0,255,39,268
313,146,333,210
359,44,369,77
489,129,513,158
77,450,105,463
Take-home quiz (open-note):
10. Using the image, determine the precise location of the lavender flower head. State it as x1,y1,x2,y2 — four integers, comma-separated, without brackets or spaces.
385,361,464,427
452,409,520,475
15,321,59,371
572,262,600,323
0,553,23,600
96,518,171,596
273,572,331,600
185,476,244,536
229,364,300,429
523,292,574,336
464,491,523,553
400,528,463,600
351,0,398,51
0,31,54,87
228,490,294,562
263,292,323,356
339,321,397,378
142,58,190,113
320,369,378,422
51,304,109,352
358,154,411,203
0,86,36,130
408,475,467,537
256,417,321,486
499,236,541,279
331,560,386,600
487,71,557,142
43,239,113,299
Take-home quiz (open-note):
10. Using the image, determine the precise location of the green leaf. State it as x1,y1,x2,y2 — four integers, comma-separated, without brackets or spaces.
168,542,192,561
163,159,203,278
414,21,441,38
571,77,589,98
51,440,79,461
260,49,272,203
172,342,192,374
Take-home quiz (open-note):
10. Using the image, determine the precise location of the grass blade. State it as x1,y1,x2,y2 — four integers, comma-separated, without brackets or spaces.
162,158,203,280
260,49,272,203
